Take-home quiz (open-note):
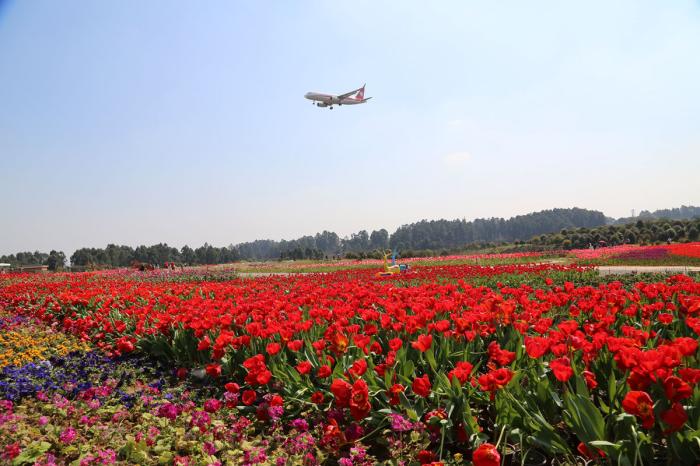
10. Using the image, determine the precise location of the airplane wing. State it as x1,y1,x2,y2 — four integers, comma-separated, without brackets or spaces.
336,84,364,100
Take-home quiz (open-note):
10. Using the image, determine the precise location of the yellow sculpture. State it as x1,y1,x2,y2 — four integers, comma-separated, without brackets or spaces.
375,249,409,277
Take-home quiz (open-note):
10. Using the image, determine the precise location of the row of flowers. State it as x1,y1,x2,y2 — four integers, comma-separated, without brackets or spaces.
0,312,91,369
569,241,700,260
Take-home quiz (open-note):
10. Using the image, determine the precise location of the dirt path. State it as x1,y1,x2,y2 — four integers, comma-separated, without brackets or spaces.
597,266,700,275
237,272,308,278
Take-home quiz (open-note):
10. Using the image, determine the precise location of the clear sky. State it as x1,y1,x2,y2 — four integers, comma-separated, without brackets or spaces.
1,0,699,256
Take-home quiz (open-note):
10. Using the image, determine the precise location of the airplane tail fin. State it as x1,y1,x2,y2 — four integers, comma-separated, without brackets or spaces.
355,84,365,100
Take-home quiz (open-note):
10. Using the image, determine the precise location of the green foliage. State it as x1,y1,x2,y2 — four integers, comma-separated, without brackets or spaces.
535,218,700,250
0,251,50,267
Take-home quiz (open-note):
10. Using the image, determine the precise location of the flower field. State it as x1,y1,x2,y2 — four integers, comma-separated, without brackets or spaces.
569,242,700,263
1,260,699,465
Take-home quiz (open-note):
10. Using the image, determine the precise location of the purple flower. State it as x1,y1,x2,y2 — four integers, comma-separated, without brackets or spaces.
38,416,49,426
224,392,239,405
344,423,365,442
44,453,58,466
388,413,413,432
268,405,284,421
290,418,309,432
327,408,344,423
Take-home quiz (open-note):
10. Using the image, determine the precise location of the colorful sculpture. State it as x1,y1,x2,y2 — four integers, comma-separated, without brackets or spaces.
376,249,409,277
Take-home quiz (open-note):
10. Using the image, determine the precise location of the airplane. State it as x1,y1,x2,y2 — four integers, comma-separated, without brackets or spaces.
304,84,371,109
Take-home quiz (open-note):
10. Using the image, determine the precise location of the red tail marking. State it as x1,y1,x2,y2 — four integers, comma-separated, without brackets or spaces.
355,86,365,100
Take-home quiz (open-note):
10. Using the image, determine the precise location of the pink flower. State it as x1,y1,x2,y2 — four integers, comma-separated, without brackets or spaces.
38,416,49,426
98,449,117,464
203,398,222,413
203,441,217,455
79,454,96,465
157,403,179,420
60,426,77,444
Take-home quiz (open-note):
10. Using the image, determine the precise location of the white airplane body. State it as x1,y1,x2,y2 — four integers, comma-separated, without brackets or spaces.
304,84,371,109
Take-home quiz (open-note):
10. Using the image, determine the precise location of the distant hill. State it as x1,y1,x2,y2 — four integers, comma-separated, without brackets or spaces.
235,208,607,259
387,208,606,251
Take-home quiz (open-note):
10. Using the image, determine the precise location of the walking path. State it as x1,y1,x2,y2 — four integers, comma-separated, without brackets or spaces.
597,265,700,275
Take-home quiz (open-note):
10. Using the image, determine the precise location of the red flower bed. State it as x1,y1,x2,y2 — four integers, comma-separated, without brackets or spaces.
669,242,700,259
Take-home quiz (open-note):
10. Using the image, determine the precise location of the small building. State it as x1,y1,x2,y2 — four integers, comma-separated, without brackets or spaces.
0,263,11,274
18,265,49,273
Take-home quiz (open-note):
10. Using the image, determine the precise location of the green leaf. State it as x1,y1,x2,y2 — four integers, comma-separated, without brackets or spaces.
384,367,393,390
563,390,608,455
12,442,51,466
589,441,621,450
425,346,437,372
401,359,415,380
406,408,418,421
608,370,618,407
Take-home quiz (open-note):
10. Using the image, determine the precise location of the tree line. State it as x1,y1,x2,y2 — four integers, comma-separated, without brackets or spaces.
612,205,700,225
0,250,66,271
2,206,698,268
528,218,700,250
69,243,241,268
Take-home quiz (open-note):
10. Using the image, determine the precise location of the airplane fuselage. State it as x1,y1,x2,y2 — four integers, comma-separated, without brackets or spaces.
304,92,368,106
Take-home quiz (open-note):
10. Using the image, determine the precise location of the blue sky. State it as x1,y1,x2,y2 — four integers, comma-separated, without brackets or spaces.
1,0,699,256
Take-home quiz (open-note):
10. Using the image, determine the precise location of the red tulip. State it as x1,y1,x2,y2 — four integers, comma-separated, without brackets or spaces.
412,374,432,398
473,443,500,466
205,363,221,378
411,334,432,352
550,357,574,382
622,391,655,429
242,390,256,405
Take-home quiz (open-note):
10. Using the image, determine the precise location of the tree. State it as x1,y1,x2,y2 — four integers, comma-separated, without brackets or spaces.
180,245,196,264
688,226,699,241
370,229,389,250
46,250,66,271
